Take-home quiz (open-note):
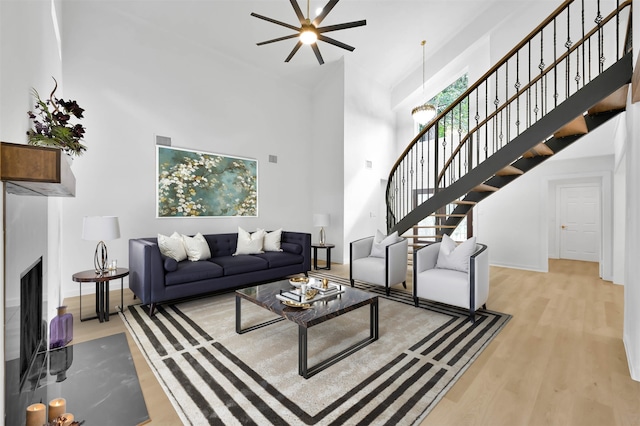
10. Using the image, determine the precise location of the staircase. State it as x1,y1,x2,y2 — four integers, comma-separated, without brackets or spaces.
386,0,632,254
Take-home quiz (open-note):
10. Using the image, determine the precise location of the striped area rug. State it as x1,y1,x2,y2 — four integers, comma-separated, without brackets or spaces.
121,273,510,425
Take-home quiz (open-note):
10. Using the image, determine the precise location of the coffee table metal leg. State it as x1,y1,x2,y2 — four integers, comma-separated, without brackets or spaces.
235,296,242,334
371,299,379,340
235,295,285,334
299,298,379,379
299,325,308,377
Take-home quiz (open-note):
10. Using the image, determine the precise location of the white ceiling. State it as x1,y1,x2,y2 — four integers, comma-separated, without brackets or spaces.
103,0,548,93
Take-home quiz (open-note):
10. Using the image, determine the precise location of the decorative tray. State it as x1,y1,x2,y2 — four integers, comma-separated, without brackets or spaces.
280,299,312,309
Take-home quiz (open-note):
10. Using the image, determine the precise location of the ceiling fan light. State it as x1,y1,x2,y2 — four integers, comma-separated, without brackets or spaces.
300,28,318,45
411,104,437,125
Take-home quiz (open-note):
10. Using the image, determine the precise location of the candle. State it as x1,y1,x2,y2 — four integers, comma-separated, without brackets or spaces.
48,398,66,423
61,413,74,426
25,403,46,426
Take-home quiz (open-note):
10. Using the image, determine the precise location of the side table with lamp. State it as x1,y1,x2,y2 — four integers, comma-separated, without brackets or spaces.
74,216,127,322
312,213,333,270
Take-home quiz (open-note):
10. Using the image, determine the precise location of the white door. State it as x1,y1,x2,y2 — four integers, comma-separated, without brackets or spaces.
559,184,600,262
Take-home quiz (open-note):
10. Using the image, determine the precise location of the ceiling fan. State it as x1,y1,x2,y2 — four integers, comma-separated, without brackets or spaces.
251,0,366,65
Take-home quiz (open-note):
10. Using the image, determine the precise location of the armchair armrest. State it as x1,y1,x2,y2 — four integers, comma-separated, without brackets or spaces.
350,236,374,262
386,238,408,285
414,242,440,274
470,244,489,309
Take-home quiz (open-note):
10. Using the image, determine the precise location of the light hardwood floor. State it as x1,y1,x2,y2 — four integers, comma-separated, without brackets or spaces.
65,259,640,425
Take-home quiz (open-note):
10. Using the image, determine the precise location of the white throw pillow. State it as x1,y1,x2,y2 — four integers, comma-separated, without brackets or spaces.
259,228,283,252
182,232,212,261
370,230,399,258
233,227,265,255
435,234,477,273
158,232,187,262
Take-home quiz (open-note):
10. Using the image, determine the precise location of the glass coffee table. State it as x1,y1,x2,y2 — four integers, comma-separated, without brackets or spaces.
235,279,379,379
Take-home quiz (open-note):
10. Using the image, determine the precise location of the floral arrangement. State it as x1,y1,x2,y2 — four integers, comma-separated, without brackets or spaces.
27,77,86,156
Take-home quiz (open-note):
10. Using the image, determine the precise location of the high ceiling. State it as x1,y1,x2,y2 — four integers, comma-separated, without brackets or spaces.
105,0,552,93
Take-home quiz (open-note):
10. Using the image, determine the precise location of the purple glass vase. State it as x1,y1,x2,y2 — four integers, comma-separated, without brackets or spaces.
49,306,73,349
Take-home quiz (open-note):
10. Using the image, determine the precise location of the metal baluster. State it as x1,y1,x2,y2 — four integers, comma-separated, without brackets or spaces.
527,40,532,128
554,17,558,107
515,51,521,136
538,30,544,119
484,82,488,160
582,0,586,88
566,4,572,101
596,0,604,74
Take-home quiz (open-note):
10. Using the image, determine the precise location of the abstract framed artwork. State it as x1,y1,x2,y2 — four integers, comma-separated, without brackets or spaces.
156,146,258,217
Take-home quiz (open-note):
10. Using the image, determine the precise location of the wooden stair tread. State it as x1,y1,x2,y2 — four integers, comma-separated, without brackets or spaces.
451,200,477,205
429,213,467,218
496,165,524,176
588,84,629,114
472,183,498,192
554,115,588,138
523,142,554,158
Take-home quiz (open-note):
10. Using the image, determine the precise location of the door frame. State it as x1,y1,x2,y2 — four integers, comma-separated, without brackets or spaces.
546,171,612,280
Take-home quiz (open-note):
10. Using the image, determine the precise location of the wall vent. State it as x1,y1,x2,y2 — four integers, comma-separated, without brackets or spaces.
155,135,172,146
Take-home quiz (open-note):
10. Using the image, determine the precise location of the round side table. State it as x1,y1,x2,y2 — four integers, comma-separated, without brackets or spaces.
72,268,129,322
311,243,335,270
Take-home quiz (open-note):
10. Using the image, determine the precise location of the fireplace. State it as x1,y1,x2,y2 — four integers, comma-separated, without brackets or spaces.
19,257,46,389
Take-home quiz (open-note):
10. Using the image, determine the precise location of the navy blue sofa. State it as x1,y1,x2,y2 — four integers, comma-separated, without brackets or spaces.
128,231,311,316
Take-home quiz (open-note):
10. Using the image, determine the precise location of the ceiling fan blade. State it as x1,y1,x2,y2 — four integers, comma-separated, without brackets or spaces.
290,0,305,25
318,34,355,52
251,12,301,32
311,44,325,65
317,20,367,34
257,34,300,46
285,41,303,62
312,0,339,26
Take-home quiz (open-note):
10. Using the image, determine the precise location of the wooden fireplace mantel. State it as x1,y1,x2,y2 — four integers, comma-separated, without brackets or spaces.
0,142,76,197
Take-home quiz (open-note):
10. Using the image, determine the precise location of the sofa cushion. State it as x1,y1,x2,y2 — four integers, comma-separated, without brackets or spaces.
259,228,283,252
163,257,178,272
416,268,470,308
210,255,268,276
281,242,302,254
255,251,303,268
165,261,224,286
436,234,476,273
370,230,399,258
158,232,187,261
351,256,386,286
233,227,265,255
182,232,211,261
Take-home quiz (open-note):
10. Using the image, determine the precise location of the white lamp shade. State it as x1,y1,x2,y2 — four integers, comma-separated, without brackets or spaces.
313,213,330,227
82,216,120,241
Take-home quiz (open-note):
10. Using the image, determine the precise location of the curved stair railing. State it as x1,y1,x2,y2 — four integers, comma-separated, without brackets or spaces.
386,0,632,240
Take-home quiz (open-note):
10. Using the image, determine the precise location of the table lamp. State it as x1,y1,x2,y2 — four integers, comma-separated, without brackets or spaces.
82,216,120,274
313,213,330,246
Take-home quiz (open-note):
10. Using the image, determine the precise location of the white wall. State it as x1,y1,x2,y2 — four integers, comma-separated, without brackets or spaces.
623,1,640,381
343,62,396,262
0,0,65,417
476,153,615,273
310,60,345,260
59,1,317,297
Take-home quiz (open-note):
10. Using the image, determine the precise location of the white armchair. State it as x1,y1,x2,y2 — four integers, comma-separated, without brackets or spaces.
350,235,408,295
413,241,489,322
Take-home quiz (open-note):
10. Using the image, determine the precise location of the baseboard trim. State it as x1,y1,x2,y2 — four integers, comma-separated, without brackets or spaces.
623,332,640,382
